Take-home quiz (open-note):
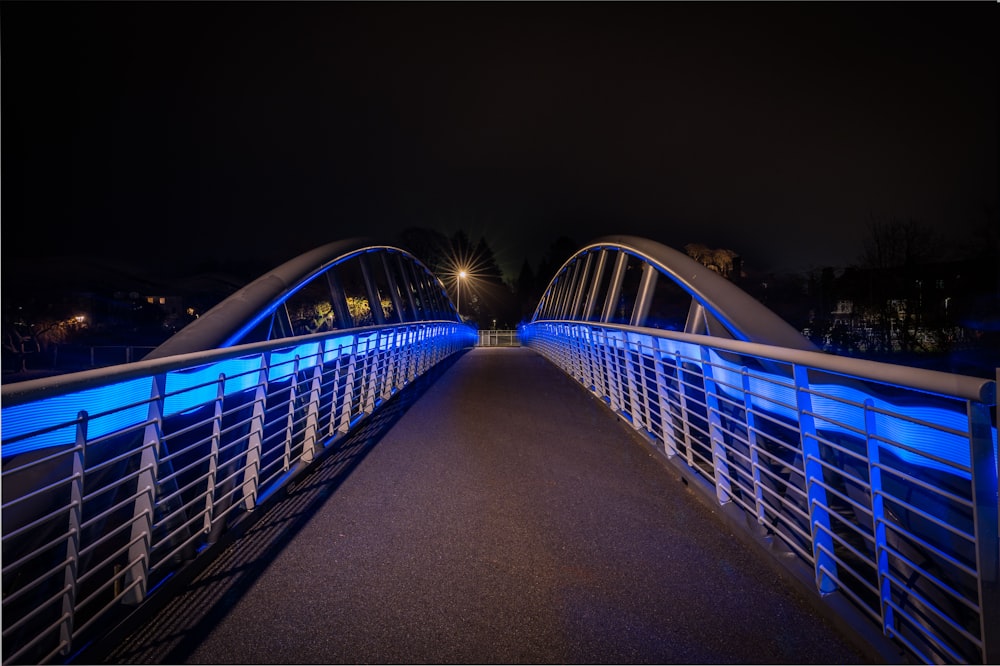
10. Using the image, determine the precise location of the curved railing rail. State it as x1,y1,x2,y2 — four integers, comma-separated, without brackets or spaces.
1,321,475,664
521,319,998,664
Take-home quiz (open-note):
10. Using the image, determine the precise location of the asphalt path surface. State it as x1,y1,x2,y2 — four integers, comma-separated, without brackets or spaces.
101,347,870,664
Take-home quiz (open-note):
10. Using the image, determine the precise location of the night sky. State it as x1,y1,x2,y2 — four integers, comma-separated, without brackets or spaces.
2,2,996,280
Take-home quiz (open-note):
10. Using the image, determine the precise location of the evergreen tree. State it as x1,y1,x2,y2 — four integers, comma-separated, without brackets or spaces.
516,259,538,321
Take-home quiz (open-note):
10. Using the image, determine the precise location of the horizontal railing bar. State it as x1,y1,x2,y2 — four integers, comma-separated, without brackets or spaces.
76,537,147,589
154,477,211,510
874,463,973,510
814,532,877,585
70,577,145,640
815,543,879,597
1,321,460,407
3,614,70,666
1,445,79,478
75,554,145,614
149,523,214,574
155,453,215,488
804,431,871,466
806,474,874,524
865,400,970,437
81,464,154,505
78,515,150,560
870,434,972,474
883,545,981,616
1,503,77,544
1,473,80,518
160,418,218,451
817,564,881,624
1,557,73,602
876,494,976,547
1,587,70,638
151,493,211,533
878,523,979,580
885,588,982,664
79,490,151,532
558,320,996,403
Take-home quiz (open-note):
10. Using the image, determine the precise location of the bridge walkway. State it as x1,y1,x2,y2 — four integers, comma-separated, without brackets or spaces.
95,347,869,664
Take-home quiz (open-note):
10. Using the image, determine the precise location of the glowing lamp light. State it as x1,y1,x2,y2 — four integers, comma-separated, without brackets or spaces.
456,270,468,318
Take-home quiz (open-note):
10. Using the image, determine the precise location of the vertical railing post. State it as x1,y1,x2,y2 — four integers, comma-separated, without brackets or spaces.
339,337,359,432
606,333,624,413
399,328,410,383
595,329,607,400
584,327,598,392
283,356,301,472
371,334,384,403
864,398,893,635
125,373,164,605
325,343,341,439
410,328,422,379
635,341,655,434
701,346,730,503
243,355,268,511
654,348,679,458
568,326,581,382
623,335,645,430
969,396,999,664
205,374,225,534
741,368,767,526
301,360,323,464
675,350,696,469
60,411,87,655
392,328,404,391
381,330,395,401
406,327,418,383
410,326,420,382
794,363,837,594
364,337,379,414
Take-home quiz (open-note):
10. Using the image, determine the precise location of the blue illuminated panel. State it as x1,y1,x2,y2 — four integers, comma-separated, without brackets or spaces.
2,378,154,456
164,356,265,416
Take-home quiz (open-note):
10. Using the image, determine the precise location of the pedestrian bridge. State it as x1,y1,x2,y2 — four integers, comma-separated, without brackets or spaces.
2,237,997,664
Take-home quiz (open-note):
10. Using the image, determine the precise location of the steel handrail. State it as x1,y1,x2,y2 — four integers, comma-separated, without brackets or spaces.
2,320,475,664
522,319,998,665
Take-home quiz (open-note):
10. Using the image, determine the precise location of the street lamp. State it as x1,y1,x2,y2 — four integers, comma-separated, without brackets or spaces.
456,270,467,319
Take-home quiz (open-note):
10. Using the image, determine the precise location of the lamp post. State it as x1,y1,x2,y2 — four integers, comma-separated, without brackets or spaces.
456,270,467,319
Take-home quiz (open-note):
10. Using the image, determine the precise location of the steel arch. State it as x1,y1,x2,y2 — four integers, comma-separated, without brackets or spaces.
148,238,459,359
531,235,817,351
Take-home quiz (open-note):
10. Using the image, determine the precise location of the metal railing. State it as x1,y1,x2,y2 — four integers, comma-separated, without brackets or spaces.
521,320,998,665
1,321,475,665
476,330,520,347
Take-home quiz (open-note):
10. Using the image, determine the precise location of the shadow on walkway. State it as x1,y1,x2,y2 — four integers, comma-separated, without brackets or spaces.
80,350,469,665
85,347,871,665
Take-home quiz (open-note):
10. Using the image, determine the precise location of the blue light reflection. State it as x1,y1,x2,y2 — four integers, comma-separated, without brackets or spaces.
164,357,264,416
2,378,153,456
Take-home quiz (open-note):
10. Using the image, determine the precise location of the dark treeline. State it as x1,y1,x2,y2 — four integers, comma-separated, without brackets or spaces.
3,216,997,378
394,227,579,330
728,215,999,378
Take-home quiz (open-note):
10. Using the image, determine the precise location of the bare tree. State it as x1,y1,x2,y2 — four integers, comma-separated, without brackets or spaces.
858,216,938,353
684,243,741,279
